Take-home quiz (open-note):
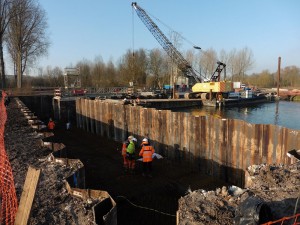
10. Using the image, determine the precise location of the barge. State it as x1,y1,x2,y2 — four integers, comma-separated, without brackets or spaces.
202,92,275,107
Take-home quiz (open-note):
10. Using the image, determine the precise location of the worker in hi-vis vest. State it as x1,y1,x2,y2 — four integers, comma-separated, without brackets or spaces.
47,118,55,131
121,137,130,172
139,138,155,177
126,136,137,174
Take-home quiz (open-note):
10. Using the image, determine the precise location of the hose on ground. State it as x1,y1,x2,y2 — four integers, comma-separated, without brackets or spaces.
116,195,176,217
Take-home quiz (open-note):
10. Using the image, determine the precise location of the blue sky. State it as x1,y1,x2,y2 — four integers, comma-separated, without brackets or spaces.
32,0,300,75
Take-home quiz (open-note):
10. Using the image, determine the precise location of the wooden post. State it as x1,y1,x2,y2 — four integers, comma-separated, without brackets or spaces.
14,166,41,225
277,57,281,98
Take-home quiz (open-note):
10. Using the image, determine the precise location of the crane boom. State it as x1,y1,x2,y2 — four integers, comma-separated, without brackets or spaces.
131,2,202,83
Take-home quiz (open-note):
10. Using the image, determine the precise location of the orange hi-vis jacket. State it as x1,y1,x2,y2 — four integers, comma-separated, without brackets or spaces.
122,142,127,156
48,121,55,130
121,142,128,167
139,145,155,162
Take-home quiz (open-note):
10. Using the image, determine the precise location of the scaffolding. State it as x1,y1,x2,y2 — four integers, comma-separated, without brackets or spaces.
63,68,81,89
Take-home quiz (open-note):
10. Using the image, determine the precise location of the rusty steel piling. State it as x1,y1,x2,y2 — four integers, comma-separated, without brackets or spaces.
76,98,300,186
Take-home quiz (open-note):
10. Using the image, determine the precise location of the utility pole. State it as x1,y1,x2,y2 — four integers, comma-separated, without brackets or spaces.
277,57,281,99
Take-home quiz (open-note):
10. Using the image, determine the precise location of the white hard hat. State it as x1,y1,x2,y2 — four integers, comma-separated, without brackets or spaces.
142,138,148,143
132,138,137,142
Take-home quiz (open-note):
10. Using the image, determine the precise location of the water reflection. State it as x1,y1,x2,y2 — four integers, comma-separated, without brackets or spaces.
173,101,300,130
189,107,224,119
274,101,279,127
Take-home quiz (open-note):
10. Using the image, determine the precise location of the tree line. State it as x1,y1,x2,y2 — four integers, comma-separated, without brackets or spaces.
0,1,299,90
10,47,300,90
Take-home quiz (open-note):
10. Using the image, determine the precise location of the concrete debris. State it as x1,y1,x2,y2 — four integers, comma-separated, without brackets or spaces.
177,163,300,224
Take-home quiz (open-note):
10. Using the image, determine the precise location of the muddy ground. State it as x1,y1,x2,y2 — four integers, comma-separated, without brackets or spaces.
4,97,300,225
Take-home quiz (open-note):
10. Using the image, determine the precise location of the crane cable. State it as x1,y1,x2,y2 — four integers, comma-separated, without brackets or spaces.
146,11,223,65
135,5,219,79
133,4,207,80
132,3,226,80
132,6,135,57
144,8,201,50
143,6,229,81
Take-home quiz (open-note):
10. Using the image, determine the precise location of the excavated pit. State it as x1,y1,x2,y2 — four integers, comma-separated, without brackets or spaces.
11,96,300,224
44,123,229,225
7,96,230,225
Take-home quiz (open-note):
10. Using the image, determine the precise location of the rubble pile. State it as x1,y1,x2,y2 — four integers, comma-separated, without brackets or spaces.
178,163,300,224
4,100,95,225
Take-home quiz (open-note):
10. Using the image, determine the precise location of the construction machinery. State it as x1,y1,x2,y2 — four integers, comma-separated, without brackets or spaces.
131,2,233,100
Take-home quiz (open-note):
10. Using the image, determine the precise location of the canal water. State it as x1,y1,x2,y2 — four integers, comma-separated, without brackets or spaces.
173,101,300,131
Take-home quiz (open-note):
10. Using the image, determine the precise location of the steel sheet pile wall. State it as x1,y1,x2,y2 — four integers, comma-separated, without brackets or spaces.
76,98,300,186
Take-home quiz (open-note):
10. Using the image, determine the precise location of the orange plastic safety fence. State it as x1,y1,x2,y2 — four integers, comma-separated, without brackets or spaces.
262,213,300,225
0,91,18,225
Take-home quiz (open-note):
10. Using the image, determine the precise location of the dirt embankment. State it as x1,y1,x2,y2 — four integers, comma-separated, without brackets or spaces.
4,99,95,225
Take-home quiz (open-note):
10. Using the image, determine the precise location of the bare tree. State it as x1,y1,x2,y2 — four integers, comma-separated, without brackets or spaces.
91,56,106,87
168,31,183,85
258,70,274,87
118,48,148,87
7,0,49,88
50,66,63,87
148,48,164,89
105,59,117,86
133,48,148,86
199,48,218,78
282,66,300,87
77,59,92,87
227,49,237,80
231,47,254,80
118,49,137,86
218,49,229,80
0,0,15,88
91,56,117,87
185,48,197,70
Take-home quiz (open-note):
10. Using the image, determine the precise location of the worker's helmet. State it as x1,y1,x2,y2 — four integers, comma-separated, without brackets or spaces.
142,138,148,144
128,135,134,140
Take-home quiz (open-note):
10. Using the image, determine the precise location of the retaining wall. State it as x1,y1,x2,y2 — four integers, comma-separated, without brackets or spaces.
76,98,300,186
